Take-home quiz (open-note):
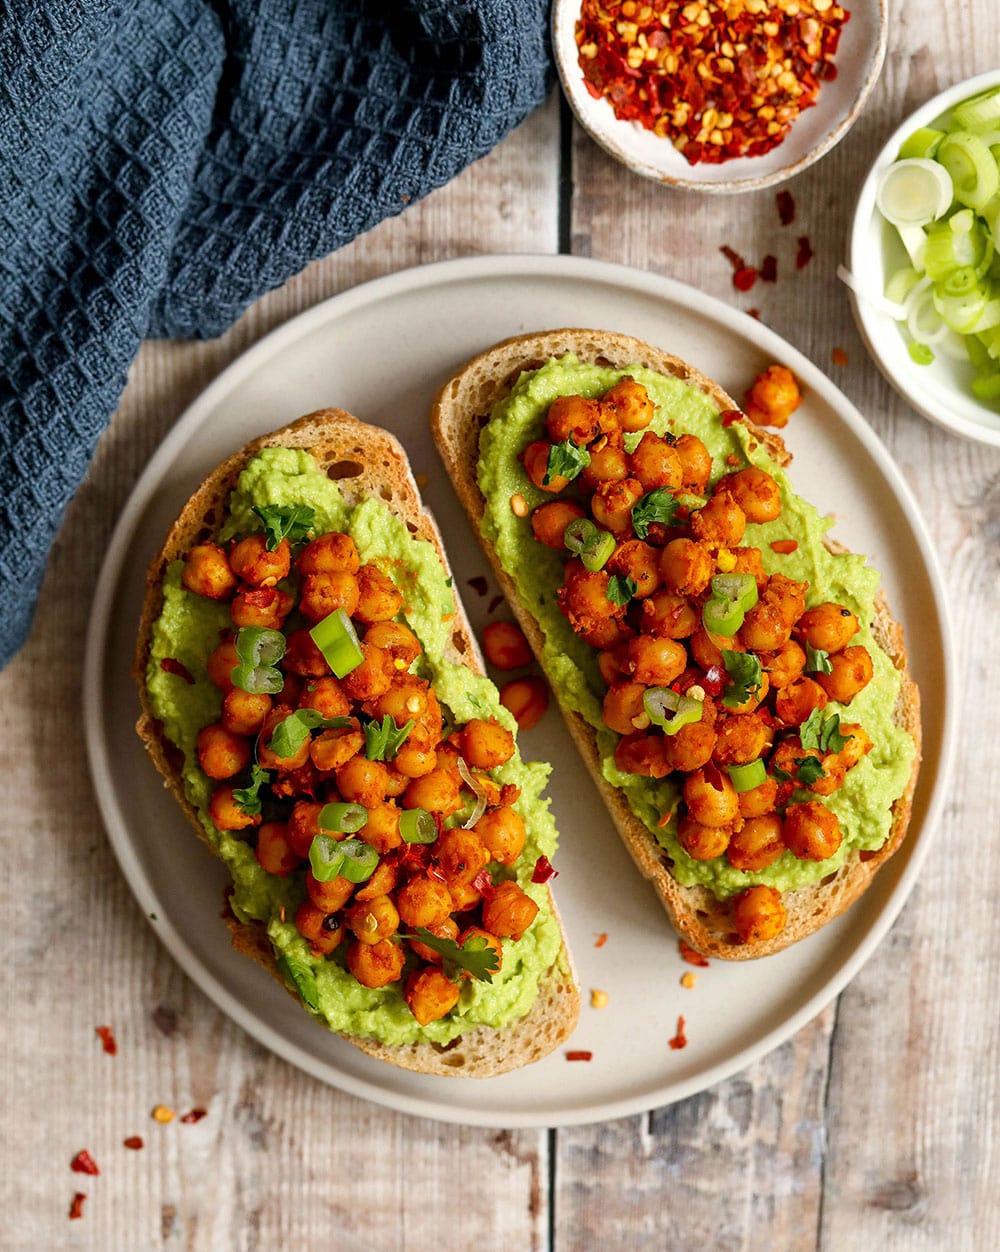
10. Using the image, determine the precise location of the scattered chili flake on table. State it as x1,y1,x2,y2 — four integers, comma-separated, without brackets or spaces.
746,307,762,320
594,932,609,948
69,1192,87,1221
531,854,558,884
832,346,849,366
466,575,488,597
770,538,798,554
123,1137,144,1150
95,1025,117,1055
733,266,758,292
576,0,849,166
720,244,745,270
566,1050,594,1062
159,657,195,684
180,1108,208,1124
679,939,710,967
796,234,814,268
776,189,796,225
70,1150,100,1176
761,254,778,283
668,1015,688,1050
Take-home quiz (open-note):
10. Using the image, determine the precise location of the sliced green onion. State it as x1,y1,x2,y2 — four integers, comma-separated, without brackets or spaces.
727,759,767,793
564,517,597,554
898,126,945,160
580,529,616,572
334,837,380,883
885,265,921,305
938,132,999,211
235,626,286,668
318,802,368,834
399,808,437,844
309,834,346,883
952,87,1000,134
933,284,989,333
231,662,285,695
971,373,1000,402
710,573,758,612
896,222,928,270
906,278,950,346
643,687,703,736
908,341,935,365
703,597,744,637
876,158,953,226
309,608,363,678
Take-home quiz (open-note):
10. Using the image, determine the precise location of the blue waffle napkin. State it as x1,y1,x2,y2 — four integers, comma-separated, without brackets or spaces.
0,0,551,668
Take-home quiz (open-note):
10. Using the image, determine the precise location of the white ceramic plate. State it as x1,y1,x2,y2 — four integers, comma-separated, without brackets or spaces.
847,69,1000,446
552,0,887,192
84,255,953,1128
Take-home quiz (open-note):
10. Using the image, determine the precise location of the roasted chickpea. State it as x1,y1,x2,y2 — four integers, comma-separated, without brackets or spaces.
474,805,527,866
460,718,515,770
621,635,687,686
206,637,240,692
286,801,326,857
683,766,740,827
354,859,400,903
737,775,780,819
396,875,454,929
730,545,767,589
732,885,787,943
607,539,661,598
837,722,873,770
727,814,784,872
370,679,443,741
339,643,393,701
402,768,461,816
310,725,364,773
306,870,355,913
230,586,294,630
336,755,390,808
597,649,622,686
408,918,459,964
602,682,648,736
740,574,807,652
815,645,874,704
182,543,237,600
546,392,603,445
614,732,670,778
762,639,806,690
229,534,291,587
220,689,272,736
775,677,828,727
744,364,801,429
434,828,490,886
481,880,539,941
354,564,404,624
600,377,656,433
711,714,769,766
724,668,771,715
579,617,633,651
558,565,619,634
357,803,401,854
346,938,405,988
298,571,360,624
281,628,333,677
581,440,629,490
797,603,859,653
591,477,645,534
434,741,464,786
393,730,438,779
641,590,699,639
523,440,568,494
688,625,735,672
254,821,299,876
500,676,549,731
298,531,360,575
456,926,504,977
196,723,251,780
405,967,461,1025
674,433,712,494
482,620,532,671
208,784,261,831
269,758,316,800
364,620,421,668
659,538,713,596
345,894,399,945
258,704,311,771
783,800,842,861
448,880,484,912
296,676,350,721
628,431,682,491
676,816,731,861
660,721,717,773
294,900,343,955
531,499,587,550
717,467,782,524
689,493,747,546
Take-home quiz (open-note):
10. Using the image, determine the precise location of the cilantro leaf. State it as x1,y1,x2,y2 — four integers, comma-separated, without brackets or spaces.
631,488,679,540
232,764,271,815
407,929,500,984
252,504,316,550
606,575,638,607
268,709,353,759
800,708,851,754
276,954,320,1012
771,764,794,783
794,755,826,786
721,650,763,709
363,714,415,761
804,643,833,675
544,440,591,486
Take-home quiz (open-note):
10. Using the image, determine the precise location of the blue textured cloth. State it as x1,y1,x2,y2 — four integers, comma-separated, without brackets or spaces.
0,0,551,667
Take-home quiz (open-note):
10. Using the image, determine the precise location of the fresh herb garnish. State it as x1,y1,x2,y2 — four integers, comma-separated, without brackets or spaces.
544,439,591,486
363,714,415,761
721,650,763,709
232,764,271,815
800,708,851,754
406,928,500,984
276,954,320,1012
794,755,826,786
268,710,353,759
772,764,794,783
804,643,833,675
606,575,638,607
252,503,316,550
631,488,679,540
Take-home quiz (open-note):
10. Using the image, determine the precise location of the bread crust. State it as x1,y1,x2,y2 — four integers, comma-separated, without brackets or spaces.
430,330,922,959
134,409,580,1075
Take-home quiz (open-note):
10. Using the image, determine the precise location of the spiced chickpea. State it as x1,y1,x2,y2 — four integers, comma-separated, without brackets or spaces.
294,900,343,955
683,767,740,827
717,467,782,524
600,377,656,432
354,859,399,903
335,755,390,808
457,926,504,977
354,564,404,624
531,499,586,549
221,688,272,736
339,643,393,701
727,815,784,872
448,880,484,913
208,784,261,831
474,805,527,866
523,440,569,494
730,545,767,588
270,759,317,800
306,870,355,913
774,677,828,727
607,539,661,598
229,534,291,586
724,669,770,715
558,566,619,634
744,364,801,429
732,885,787,944
761,639,806,690
363,621,421,667
740,574,807,652
207,637,241,691
689,493,747,546
546,393,603,445
358,802,402,854
345,894,399,945
689,625,742,672
797,603,859,654
591,477,645,534
836,722,873,770
286,801,326,857
402,767,461,816
597,649,621,685
409,918,459,964
660,721,717,773
393,731,438,779
434,828,490,887
581,440,629,490
482,621,532,670
816,645,873,704
674,433,712,494
370,679,443,741
293,677,348,721
460,718,515,770
258,704,311,770
578,616,633,651
196,724,251,780
396,875,454,929
182,543,237,600
783,800,842,861
346,938,405,988
255,822,299,876
481,880,539,941
298,531,360,575
659,538,713,596
614,732,670,778
310,726,364,773
230,586,294,630
620,635,686,686
602,682,648,736
299,570,360,623
282,628,332,677
676,816,731,861
405,967,462,1026
737,775,780,819
500,676,549,731
641,590,699,639
711,713,769,766
628,431,682,491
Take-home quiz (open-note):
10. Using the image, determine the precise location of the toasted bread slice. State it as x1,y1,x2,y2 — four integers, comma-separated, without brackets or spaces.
134,409,579,1075
431,330,921,959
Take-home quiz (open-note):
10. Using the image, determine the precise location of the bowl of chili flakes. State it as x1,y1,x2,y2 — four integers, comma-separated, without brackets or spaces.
552,0,887,193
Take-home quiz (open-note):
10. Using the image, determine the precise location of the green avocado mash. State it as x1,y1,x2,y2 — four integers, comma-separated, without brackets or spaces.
477,356,916,898
146,446,561,1045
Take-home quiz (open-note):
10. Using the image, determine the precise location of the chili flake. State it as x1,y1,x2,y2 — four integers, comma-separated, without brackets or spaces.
70,1150,100,1176
796,235,814,269
832,346,848,366
69,1192,87,1220
669,1015,688,1050
777,189,796,225
747,308,762,320
594,932,609,948
577,1,849,166
701,665,725,697
466,576,488,597
123,1136,144,1150
472,867,496,900
720,409,742,427
159,657,195,684
761,255,778,283
95,1024,117,1055
181,1108,208,1124
733,266,758,292
770,538,799,554
566,1050,594,1062
679,939,710,967
487,594,505,615
531,854,558,884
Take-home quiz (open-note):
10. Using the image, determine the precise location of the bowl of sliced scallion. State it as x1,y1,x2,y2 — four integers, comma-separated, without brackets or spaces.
845,70,1000,446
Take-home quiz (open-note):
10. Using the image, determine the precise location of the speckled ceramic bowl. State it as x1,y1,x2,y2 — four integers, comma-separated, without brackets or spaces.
552,0,888,193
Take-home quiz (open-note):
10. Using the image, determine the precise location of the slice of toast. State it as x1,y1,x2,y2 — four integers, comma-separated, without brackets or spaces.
134,409,580,1075
431,330,921,959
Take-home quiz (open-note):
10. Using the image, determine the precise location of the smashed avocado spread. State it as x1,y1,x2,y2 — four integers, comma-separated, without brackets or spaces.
146,446,561,1045
477,356,916,899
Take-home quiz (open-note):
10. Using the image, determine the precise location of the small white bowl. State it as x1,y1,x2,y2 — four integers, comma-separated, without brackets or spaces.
847,70,1000,447
552,0,887,193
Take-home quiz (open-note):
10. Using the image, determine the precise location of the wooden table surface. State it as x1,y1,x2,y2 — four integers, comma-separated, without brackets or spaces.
4,4,999,1248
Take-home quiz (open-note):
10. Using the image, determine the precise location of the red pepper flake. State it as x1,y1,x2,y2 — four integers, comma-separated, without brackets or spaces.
594,932,608,948
725,453,740,467
796,235,814,269
71,1150,100,1176
669,1015,688,1050
159,657,194,684
746,308,762,320
719,410,742,428
95,1025,117,1055
733,266,758,293
151,1005,178,1036
427,862,447,885
487,594,505,615
656,807,675,829
761,255,778,283
531,854,558,884
776,190,796,226
566,1050,593,1062
770,539,799,555
123,1136,144,1151
832,347,849,366
701,665,725,697
180,1108,208,1124
472,867,496,900
679,940,710,968
69,1192,87,1220
466,576,488,597
720,245,745,271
